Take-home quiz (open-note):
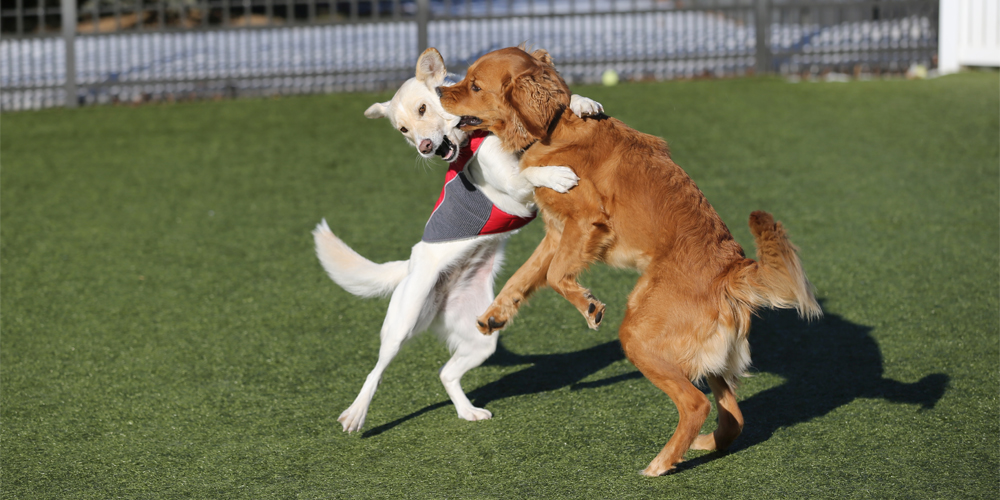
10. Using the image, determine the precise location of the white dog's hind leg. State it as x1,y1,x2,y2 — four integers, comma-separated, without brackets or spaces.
337,269,439,433
337,240,477,433
434,243,503,421
439,334,497,421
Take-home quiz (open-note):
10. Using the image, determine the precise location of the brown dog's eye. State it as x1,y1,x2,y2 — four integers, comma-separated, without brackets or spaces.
419,104,426,116
471,83,480,92
400,127,408,133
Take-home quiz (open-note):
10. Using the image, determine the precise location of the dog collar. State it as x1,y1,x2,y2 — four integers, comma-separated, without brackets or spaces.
519,104,566,155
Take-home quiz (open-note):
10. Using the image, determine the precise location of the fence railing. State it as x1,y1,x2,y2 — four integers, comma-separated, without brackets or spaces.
1,0,939,111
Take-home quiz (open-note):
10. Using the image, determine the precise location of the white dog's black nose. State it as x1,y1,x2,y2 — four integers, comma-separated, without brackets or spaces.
419,139,434,155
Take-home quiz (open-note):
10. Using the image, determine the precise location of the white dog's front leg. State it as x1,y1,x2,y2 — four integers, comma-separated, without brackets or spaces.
472,137,579,205
570,94,604,117
521,166,579,194
493,165,578,206
509,93,599,195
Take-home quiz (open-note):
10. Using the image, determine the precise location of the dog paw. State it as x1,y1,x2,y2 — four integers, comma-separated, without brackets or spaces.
689,433,717,451
584,295,606,330
570,94,604,117
337,406,368,433
525,166,579,193
546,166,580,193
476,314,507,335
457,406,493,422
640,464,677,477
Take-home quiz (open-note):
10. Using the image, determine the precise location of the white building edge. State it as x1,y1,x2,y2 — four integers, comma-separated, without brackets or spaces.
939,0,1000,73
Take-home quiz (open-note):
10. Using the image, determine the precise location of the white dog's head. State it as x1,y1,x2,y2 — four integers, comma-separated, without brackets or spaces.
365,48,466,162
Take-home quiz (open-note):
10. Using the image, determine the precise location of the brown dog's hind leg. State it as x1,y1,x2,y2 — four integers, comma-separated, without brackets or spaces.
630,351,710,477
690,375,744,451
619,276,713,476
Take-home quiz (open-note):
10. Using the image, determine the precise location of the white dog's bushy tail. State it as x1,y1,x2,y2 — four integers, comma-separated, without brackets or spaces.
313,219,409,298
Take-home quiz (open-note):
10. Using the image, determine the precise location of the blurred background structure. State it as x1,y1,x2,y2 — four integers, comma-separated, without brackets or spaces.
0,0,992,110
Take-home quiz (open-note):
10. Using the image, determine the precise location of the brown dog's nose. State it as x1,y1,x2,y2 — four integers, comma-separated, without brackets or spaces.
419,139,434,155
435,87,443,98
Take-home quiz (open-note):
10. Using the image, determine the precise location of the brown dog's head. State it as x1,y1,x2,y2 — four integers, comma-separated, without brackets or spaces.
438,46,571,152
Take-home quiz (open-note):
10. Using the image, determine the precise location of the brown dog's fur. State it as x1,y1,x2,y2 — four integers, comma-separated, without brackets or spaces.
439,47,822,476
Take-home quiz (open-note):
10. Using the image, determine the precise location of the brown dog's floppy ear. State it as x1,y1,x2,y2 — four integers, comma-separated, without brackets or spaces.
530,49,553,67
514,43,553,66
501,64,570,149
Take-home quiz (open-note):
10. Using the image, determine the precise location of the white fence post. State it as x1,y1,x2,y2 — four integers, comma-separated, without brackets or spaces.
939,0,1000,74
61,0,77,108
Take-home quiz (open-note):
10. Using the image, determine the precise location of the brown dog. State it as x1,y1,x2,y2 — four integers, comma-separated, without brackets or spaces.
439,47,822,476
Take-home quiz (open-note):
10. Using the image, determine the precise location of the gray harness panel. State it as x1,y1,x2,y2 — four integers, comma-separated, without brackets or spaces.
422,172,495,243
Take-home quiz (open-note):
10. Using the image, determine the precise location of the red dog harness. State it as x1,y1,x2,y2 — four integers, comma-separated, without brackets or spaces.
422,131,537,243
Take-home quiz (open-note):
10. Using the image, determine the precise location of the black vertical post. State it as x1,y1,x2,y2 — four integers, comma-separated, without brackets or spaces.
755,0,771,75
417,0,429,56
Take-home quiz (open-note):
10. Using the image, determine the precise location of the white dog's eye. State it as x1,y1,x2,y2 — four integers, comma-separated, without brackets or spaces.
400,127,408,133
419,104,426,116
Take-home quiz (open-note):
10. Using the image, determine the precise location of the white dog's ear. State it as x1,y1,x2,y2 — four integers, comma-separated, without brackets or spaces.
365,101,390,119
416,47,447,88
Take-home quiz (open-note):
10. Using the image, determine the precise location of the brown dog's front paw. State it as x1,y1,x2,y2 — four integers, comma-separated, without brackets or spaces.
476,304,510,335
476,315,507,335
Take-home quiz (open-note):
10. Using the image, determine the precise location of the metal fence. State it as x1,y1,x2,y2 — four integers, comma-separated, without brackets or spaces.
1,0,939,111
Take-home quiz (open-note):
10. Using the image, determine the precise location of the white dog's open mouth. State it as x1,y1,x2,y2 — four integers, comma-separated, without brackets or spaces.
435,136,459,162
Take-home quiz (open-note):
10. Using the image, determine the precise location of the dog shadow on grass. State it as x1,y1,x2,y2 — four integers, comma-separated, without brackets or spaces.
363,305,949,453
672,306,950,472
361,339,632,438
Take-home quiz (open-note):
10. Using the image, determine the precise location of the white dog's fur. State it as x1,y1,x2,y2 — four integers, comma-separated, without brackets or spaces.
313,48,603,433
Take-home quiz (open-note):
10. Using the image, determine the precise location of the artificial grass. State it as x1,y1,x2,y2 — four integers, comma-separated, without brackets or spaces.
2,72,997,499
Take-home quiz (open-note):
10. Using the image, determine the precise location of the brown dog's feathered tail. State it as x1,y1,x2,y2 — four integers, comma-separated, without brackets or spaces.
722,211,822,337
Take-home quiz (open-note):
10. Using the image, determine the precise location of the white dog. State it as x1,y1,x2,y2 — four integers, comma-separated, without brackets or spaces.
313,48,603,433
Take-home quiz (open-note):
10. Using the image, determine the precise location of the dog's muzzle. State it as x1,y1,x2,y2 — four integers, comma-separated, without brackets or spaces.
435,136,459,161
458,116,482,128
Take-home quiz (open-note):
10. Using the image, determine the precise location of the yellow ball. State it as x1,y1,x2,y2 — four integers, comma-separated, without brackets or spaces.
601,69,619,86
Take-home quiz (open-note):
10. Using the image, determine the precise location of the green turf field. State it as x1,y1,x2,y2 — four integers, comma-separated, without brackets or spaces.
2,72,997,499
